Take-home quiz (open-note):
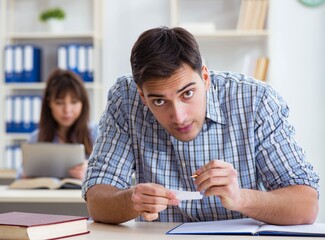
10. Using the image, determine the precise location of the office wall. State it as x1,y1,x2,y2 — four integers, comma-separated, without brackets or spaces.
102,0,169,92
102,0,325,222
269,0,325,222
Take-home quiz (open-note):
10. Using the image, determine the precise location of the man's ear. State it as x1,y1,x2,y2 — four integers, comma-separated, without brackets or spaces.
137,86,147,106
202,65,211,90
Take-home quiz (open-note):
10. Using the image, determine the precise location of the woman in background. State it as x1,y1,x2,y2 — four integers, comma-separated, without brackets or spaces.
28,68,98,180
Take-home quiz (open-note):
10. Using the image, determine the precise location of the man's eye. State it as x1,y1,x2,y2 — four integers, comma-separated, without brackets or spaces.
183,90,194,99
153,99,165,106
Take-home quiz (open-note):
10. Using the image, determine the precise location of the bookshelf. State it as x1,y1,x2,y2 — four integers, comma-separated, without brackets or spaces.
0,0,103,172
169,0,269,79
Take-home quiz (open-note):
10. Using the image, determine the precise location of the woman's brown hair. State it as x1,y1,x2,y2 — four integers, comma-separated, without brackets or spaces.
38,68,92,155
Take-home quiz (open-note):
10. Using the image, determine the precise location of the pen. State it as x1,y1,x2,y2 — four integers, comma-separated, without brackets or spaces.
191,174,198,179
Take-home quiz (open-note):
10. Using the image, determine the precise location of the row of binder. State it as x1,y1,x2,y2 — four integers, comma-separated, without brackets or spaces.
4,45,41,83
4,43,94,83
3,145,22,170
58,44,94,82
6,95,42,133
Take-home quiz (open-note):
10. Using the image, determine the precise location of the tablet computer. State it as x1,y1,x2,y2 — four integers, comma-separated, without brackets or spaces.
21,143,85,179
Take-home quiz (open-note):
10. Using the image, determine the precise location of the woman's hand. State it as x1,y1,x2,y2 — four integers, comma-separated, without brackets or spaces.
69,160,88,180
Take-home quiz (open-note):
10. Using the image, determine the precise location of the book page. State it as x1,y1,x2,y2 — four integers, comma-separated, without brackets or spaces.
9,177,61,189
258,222,325,236
167,218,262,235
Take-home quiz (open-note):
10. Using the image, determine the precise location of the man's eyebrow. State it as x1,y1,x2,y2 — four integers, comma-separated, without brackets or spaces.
146,82,196,98
176,82,196,94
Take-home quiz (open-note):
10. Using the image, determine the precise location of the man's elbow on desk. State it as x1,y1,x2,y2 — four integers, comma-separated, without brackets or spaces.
86,184,138,224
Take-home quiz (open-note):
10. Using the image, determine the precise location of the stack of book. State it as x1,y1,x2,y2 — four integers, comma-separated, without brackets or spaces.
237,0,268,30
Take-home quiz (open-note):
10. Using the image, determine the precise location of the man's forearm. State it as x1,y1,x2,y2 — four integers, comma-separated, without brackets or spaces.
86,184,139,224
237,185,318,225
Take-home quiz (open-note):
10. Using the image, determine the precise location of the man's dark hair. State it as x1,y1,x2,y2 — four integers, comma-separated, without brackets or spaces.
130,26,202,87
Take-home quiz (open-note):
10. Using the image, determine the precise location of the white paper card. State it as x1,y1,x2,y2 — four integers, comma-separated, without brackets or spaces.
171,190,203,201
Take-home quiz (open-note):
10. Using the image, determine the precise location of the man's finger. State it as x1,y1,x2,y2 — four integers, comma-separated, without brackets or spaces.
142,212,159,222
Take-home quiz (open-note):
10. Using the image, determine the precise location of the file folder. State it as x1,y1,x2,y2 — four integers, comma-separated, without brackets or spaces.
23,45,41,82
14,45,24,82
58,45,68,70
5,46,14,83
87,44,94,82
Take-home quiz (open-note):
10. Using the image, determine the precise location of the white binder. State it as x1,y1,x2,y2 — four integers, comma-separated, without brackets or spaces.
58,45,68,70
22,96,32,132
5,46,14,82
14,46,23,82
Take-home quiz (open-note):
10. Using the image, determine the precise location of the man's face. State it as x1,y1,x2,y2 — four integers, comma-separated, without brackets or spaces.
137,64,210,142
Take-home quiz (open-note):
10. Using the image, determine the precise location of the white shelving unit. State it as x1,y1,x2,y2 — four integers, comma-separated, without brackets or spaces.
0,0,103,172
169,0,270,75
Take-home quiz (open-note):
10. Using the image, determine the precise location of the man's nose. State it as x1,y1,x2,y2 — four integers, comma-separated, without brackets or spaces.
170,102,187,124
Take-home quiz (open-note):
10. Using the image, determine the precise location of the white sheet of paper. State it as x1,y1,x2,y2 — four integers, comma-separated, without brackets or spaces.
171,190,203,201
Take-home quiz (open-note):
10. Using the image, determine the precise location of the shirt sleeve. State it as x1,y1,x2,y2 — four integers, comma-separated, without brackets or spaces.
254,88,319,196
82,79,135,200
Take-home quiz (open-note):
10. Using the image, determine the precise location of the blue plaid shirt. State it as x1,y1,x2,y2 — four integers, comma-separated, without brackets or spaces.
83,71,319,222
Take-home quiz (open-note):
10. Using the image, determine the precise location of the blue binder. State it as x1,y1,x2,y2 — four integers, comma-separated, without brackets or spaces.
5,96,14,133
86,44,94,82
4,45,15,83
23,45,42,83
13,45,24,82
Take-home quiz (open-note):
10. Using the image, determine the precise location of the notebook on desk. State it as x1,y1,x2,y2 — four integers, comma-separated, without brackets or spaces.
21,143,85,179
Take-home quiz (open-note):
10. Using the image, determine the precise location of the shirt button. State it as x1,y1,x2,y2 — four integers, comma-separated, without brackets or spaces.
181,161,186,167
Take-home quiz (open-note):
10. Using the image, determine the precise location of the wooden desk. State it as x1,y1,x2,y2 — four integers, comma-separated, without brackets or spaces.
0,185,88,216
68,221,325,240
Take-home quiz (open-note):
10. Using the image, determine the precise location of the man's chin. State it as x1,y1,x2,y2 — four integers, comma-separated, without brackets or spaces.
170,131,199,142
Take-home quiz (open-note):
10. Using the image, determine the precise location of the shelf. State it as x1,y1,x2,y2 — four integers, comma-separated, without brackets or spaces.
0,169,16,179
6,32,95,40
192,30,269,38
4,82,101,90
5,133,29,141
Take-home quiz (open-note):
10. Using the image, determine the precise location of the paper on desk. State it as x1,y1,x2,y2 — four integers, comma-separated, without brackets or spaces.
171,190,203,201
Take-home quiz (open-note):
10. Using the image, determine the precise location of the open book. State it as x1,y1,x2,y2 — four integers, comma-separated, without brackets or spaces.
167,218,325,237
0,212,89,240
9,177,82,190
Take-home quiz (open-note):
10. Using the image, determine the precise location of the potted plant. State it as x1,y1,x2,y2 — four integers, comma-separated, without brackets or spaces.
39,8,66,32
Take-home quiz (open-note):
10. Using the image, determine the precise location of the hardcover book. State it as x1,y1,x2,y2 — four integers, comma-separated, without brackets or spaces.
0,212,89,240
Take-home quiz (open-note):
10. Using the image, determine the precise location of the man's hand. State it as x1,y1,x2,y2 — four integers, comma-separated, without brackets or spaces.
131,183,180,221
193,160,241,211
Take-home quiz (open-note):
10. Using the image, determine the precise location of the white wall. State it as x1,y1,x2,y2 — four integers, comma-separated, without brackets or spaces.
102,0,169,93
102,0,325,222
269,0,325,222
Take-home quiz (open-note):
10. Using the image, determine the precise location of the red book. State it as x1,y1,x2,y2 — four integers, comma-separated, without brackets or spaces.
0,212,89,240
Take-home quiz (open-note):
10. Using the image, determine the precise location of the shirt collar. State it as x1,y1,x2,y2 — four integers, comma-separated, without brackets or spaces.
206,86,227,124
